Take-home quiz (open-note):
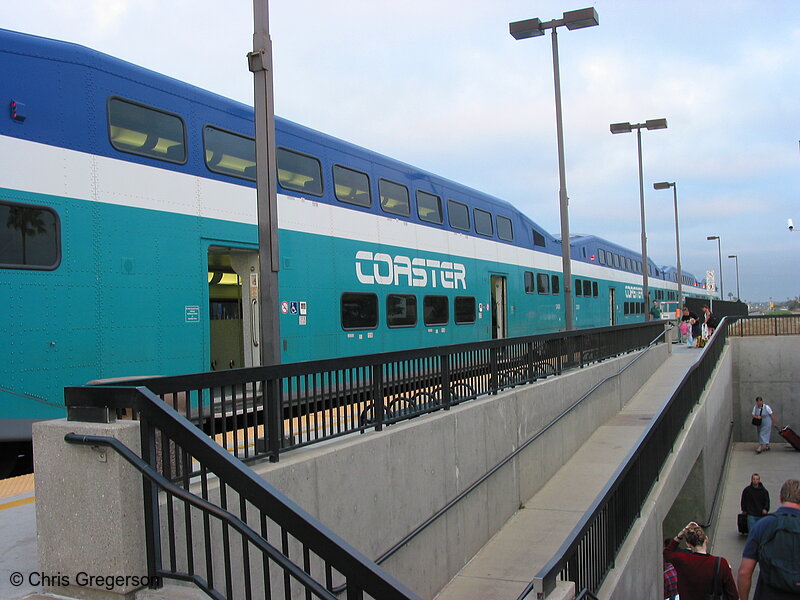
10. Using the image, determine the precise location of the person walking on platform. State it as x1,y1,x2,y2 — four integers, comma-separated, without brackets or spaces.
664,522,739,599
751,396,778,454
737,479,800,599
741,473,770,532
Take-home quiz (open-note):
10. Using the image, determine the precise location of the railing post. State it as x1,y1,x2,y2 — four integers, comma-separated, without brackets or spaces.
441,353,451,410
489,346,499,394
265,376,281,462
139,418,163,585
373,363,385,431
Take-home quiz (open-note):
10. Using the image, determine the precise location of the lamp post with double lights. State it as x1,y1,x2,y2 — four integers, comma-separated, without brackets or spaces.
510,7,599,331
653,181,683,311
728,254,740,301
249,0,281,365
706,235,723,300
610,118,668,319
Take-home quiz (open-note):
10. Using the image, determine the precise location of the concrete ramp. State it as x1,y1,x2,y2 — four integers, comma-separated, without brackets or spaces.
435,346,703,600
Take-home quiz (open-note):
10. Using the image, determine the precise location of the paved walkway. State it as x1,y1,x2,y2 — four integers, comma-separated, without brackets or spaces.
435,345,705,600
708,441,799,586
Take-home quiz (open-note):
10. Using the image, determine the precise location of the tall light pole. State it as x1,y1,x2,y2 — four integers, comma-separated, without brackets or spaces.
728,254,740,301
248,0,281,365
510,7,599,331
706,235,723,300
653,181,683,311
610,119,668,320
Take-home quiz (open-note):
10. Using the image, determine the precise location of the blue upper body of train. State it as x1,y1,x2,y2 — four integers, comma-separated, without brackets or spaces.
0,27,712,450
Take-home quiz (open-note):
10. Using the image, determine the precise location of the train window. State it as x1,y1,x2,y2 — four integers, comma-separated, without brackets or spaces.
341,292,378,330
593,281,599,297
379,179,410,217
334,165,371,207
108,97,186,163
474,209,493,237
624,302,630,315
598,249,606,265
0,200,60,270
417,191,443,224
626,257,633,271
497,216,514,241
277,148,323,195
551,275,560,295
613,254,620,269
524,271,535,294
454,296,476,324
537,273,550,295
448,200,470,231
203,126,256,181
387,294,417,328
575,278,583,296
532,230,546,247
423,295,449,326
583,280,592,297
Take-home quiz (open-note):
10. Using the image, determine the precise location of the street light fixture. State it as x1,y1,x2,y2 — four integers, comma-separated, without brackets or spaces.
728,254,740,301
653,181,683,312
509,8,598,332
706,235,723,300
610,118,668,319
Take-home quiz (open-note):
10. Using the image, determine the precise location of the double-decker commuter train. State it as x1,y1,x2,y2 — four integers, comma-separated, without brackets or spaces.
0,27,713,473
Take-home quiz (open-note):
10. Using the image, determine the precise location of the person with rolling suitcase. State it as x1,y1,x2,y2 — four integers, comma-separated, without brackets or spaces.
751,396,778,454
740,473,770,534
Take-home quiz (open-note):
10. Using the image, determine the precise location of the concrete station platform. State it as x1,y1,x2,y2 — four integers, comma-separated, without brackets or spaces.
4,340,796,600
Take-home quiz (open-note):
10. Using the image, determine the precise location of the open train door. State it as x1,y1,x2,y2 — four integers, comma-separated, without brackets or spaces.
609,287,617,326
491,275,507,339
208,246,261,371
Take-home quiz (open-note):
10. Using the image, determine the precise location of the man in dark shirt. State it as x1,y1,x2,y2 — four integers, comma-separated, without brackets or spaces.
741,473,770,532
738,479,800,599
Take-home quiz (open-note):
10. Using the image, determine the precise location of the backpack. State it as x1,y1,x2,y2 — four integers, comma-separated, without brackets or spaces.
757,512,800,593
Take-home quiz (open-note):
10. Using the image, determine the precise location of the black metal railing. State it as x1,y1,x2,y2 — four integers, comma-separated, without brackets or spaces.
64,385,421,600
515,314,790,598
728,313,800,336
93,322,664,467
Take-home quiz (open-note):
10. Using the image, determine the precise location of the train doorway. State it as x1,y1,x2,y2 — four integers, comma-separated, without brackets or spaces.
491,275,507,339
207,246,261,371
609,288,617,326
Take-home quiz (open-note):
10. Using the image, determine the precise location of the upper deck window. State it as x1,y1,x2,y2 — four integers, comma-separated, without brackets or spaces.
204,126,256,181
0,200,60,270
497,216,514,241
108,97,186,163
532,229,546,247
417,191,443,224
334,165,371,207
277,148,323,196
379,179,410,217
447,200,470,231
474,209,493,237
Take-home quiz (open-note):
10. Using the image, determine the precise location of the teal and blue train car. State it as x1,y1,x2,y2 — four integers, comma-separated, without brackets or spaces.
0,27,712,471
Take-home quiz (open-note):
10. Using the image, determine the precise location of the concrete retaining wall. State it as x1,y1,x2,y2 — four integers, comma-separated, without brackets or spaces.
732,336,800,442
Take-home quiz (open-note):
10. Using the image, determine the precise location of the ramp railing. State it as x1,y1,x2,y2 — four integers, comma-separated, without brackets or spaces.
64,384,421,600
92,321,665,469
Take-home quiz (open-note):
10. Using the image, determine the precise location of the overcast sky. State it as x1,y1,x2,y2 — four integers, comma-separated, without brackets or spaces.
6,1,799,302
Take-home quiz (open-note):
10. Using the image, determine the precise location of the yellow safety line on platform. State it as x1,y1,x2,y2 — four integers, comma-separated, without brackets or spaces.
0,473,35,500
0,496,35,511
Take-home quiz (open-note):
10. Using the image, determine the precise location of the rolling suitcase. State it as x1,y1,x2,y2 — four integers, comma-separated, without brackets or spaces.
778,426,800,451
737,513,749,535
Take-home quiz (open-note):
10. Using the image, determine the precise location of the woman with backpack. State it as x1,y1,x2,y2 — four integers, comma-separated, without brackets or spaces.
664,522,739,599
